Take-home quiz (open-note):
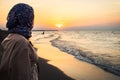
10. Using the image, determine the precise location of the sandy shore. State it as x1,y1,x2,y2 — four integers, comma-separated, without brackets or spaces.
31,36,120,80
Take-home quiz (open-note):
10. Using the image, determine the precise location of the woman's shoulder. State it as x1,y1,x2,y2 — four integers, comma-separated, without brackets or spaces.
2,33,29,46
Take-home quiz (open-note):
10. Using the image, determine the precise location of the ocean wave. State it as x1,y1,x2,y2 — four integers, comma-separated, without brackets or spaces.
50,35,120,76
32,31,57,44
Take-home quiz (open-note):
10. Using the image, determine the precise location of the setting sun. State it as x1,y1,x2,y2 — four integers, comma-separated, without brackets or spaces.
55,24,63,28
0,0,120,30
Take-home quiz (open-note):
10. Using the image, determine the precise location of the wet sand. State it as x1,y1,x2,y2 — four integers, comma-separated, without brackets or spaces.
31,36,120,80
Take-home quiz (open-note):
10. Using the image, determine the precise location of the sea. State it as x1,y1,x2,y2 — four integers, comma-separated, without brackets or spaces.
32,30,120,76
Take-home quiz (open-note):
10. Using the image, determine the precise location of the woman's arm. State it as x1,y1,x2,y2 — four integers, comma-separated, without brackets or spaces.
9,39,31,80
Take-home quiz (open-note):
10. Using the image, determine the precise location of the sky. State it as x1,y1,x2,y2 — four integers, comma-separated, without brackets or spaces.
0,0,120,30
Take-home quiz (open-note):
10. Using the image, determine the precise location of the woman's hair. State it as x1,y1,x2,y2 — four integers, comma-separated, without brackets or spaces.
6,3,34,38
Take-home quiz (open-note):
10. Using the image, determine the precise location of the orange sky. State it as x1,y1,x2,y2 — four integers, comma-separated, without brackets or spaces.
0,0,120,30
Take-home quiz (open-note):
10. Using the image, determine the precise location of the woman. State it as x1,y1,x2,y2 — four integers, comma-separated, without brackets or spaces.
0,3,38,80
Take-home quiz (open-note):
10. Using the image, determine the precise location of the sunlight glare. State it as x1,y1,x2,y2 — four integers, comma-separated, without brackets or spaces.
55,24,63,28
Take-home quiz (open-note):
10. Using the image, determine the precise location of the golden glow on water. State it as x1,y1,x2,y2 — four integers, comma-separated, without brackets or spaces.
32,34,120,80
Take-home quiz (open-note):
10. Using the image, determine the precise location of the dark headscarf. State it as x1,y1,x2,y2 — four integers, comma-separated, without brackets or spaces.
6,3,34,38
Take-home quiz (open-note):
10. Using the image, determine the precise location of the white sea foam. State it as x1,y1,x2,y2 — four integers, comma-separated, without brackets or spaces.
32,30,120,76
50,31,120,76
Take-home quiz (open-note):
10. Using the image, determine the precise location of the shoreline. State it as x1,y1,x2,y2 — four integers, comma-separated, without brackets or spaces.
0,30,120,80
51,38,120,77
32,35,120,80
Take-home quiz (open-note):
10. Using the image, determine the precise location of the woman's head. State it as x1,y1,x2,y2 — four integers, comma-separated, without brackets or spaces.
6,3,34,38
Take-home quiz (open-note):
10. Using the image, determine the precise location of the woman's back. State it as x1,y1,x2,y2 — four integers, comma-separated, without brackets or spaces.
0,34,31,80
0,3,38,80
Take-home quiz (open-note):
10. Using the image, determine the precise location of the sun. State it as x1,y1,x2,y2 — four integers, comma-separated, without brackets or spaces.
55,24,63,28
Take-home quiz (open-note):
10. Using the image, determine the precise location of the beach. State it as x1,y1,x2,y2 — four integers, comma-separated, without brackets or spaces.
0,30,120,80
0,0,120,79
31,33,120,80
